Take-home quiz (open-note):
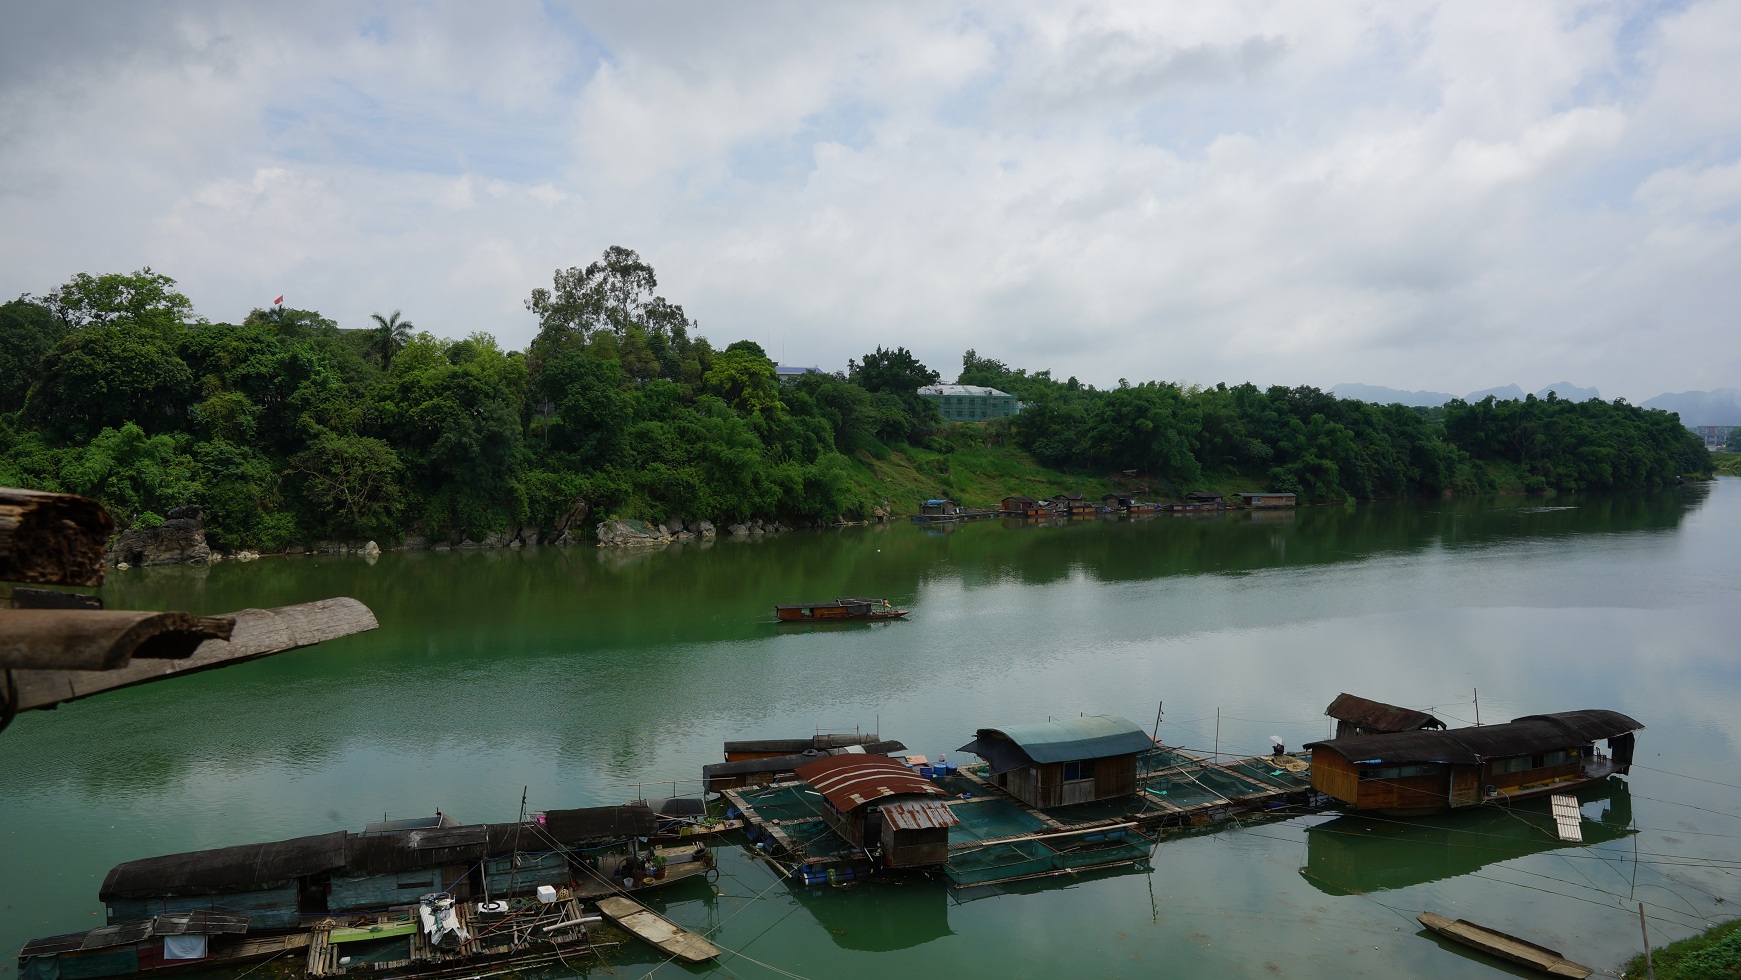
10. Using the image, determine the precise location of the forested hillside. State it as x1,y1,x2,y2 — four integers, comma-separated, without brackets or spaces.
0,250,1712,552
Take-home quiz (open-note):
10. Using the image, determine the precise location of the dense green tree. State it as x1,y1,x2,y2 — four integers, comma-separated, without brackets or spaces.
25,323,196,443
370,310,415,369
0,297,68,413
43,268,198,334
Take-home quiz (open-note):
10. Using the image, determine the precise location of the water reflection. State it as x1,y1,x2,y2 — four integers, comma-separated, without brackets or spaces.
1299,780,1635,896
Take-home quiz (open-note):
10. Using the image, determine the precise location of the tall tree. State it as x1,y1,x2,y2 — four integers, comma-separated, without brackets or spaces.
370,309,415,369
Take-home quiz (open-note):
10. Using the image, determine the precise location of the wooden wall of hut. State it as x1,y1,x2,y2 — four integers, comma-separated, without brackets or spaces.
882,826,949,869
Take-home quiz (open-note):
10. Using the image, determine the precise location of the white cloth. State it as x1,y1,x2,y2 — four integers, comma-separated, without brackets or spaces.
162,935,207,960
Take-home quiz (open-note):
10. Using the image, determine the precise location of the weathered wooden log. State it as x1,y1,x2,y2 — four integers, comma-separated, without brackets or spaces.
0,488,115,587
0,610,235,670
7,597,378,714
7,587,104,610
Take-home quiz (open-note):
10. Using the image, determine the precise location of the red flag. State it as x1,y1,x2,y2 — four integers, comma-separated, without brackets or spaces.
273,295,284,305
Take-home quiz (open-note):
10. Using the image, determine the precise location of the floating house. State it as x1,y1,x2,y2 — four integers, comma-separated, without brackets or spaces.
957,715,1156,808
1324,693,1446,740
1305,710,1643,816
1184,491,1225,508
96,805,666,930
919,499,961,518
1050,493,1096,517
704,739,907,792
792,754,959,869
1001,495,1045,518
1237,492,1297,508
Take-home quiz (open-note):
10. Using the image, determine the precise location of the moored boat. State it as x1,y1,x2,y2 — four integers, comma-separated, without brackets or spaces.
775,598,908,622
1417,912,1594,977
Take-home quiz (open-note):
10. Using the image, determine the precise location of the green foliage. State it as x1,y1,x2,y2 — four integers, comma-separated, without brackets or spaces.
0,260,1714,552
134,511,164,529
1626,918,1741,980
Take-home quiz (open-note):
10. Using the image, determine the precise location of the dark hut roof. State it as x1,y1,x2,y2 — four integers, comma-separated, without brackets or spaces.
100,832,347,900
539,804,658,843
1325,693,1446,733
344,824,489,874
704,741,908,781
1184,491,1224,501
794,754,953,814
958,715,1154,775
1306,710,1643,766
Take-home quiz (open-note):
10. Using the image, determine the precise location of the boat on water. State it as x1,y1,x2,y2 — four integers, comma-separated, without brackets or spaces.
1304,703,1643,816
775,598,908,622
17,911,307,980
595,896,720,964
1417,912,1594,977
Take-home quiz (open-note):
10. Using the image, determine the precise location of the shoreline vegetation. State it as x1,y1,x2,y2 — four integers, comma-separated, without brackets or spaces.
0,251,1713,558
1625,917,1741,980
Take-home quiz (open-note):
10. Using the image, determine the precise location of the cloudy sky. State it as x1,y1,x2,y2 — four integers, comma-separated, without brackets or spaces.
2,1,1737,401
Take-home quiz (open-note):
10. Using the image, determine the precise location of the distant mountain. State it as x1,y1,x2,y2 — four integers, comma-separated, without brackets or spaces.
1329,383,1458,407
1641,388,1741,425
1464,384,1526,402
1534,382,1601,401
1331,382,1601,407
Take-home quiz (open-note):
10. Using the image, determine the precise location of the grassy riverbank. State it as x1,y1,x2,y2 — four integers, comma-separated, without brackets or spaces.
1625,918,1741,979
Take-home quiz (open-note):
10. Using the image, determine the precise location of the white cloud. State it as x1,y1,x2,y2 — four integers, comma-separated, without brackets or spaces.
0,0,1737,399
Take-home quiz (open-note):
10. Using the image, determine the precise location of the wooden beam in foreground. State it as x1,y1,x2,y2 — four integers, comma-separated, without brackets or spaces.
8,597,378,713
0,609,235,670
0,488,114,588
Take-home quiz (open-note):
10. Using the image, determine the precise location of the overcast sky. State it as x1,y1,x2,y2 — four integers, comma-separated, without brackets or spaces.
2,1,1737,401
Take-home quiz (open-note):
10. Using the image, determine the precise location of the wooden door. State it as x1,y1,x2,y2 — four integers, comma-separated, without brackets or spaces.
1449,767,1481,807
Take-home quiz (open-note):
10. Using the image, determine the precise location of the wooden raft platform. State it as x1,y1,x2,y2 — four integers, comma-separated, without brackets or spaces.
596,896,719,963
1418,912,1594,978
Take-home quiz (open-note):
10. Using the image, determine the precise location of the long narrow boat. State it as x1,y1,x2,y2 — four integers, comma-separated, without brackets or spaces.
17,912,309,980
594,896,720,963
774,598,908,622
1417,912,1594,978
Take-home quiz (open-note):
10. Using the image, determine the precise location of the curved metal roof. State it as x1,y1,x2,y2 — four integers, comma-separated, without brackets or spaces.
794,754,951,813
1306,710,1643,766
1325,693,1446,733
958,714,1154,772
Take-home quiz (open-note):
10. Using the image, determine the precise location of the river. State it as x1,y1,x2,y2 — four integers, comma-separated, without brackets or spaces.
4,480,1739,978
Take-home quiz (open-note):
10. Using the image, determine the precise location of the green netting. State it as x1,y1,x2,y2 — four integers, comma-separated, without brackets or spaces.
1141,771,1227,807
949,799,1049,842
780,819,858,859
945,829,1150,887
1225,759,1313,790
1143,747,1201,769
1190,768,1271,798
736,784,828,822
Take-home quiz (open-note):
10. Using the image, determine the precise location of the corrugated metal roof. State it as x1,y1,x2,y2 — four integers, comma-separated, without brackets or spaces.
100,832,348,900
959,715,1154,770
880,799,960,831
1306,710,1644,766
794,754,950,813
1324,693,1446,733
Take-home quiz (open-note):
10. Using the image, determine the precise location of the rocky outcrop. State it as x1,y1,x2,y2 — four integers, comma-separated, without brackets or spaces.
596,518,673,548
109,506,212,566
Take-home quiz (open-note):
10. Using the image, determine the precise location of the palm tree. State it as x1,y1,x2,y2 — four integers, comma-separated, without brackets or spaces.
370,310,414,369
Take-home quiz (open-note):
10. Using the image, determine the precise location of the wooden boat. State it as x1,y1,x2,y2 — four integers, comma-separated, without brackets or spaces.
595,895,719,963
1417,912,1594,978
775,598,908,622
17,911,308,980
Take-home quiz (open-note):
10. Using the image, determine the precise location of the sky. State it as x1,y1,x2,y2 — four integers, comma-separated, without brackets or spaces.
1,1,1737,403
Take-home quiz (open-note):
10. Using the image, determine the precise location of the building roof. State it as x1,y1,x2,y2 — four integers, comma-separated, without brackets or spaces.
1184,491,1224,501
794,754,952,813
1306,710,1643,766
100,832,349,900
775,365,821,377
1238,491,1297,499
344,823,490,874
957,714,1154,774
1324,693,1446,733
917,384,1011,397
539,804,659,843
879,799,960,831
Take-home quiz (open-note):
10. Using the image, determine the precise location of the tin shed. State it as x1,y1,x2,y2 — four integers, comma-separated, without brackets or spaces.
793,754,958,869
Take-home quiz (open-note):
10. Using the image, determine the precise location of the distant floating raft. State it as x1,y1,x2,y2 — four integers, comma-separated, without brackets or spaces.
1417,912,1594,978
1550,794,1583,842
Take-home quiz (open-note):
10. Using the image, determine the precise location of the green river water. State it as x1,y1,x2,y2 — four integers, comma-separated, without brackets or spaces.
4,480,1739,978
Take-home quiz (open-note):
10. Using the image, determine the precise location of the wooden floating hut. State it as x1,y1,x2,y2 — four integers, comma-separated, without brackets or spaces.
1000,495,1046,518
15,910,302,980
1050,493,1097,518
1305,709,1643,816
957,715,1154,809
792,754,960,869
1236,491,1297,508
1101,493,1160,514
